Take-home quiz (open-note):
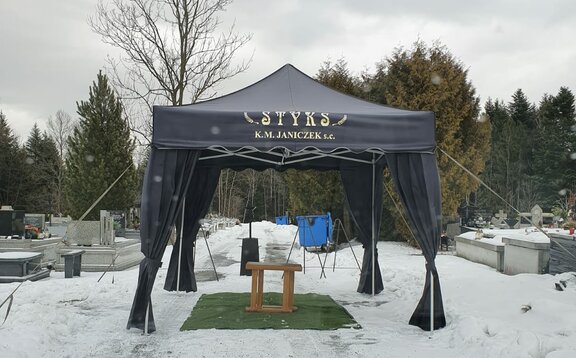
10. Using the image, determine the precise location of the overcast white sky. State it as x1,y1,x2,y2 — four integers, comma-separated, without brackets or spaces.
1,0,575,141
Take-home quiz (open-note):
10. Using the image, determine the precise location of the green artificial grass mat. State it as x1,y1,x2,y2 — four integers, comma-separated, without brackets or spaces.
180,292,361,330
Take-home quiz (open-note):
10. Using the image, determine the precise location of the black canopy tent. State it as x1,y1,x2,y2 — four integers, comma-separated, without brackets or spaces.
126,64,446,333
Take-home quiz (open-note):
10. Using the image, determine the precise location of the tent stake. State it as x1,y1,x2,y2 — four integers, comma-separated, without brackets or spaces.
177,198,185,292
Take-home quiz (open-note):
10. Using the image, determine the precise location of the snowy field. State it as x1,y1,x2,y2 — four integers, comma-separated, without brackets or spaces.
1,221,576,358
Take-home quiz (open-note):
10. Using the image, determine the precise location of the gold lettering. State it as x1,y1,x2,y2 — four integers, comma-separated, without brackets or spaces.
290,111,301,126
320,113,330,126
305,112,316,126
264,131,273,139
255,131,262,138
261,111,271,125
275,111,286,126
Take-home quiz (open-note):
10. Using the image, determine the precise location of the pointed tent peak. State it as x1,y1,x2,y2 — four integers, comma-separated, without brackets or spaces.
251,63,316,85
187,62,423,115
276,63,304,73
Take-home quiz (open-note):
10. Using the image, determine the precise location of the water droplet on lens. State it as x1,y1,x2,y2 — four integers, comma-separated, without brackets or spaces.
431,73,442,85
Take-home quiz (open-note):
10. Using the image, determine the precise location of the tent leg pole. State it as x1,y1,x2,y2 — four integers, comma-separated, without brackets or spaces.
372,155,375,297
144,301,150,335
177,198,185,292
430,269,434,336
285,228,299,265
333,220,341,272
303,246,306,274
283,227,299,279
203,228,218,281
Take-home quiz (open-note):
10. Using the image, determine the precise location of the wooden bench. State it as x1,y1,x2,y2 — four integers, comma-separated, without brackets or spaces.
61,249,85,278
245,261,303,313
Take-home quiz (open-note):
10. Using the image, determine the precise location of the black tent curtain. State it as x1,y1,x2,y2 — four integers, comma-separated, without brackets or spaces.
386,152,446,331
127,149,444,333
164,165,221,292
340,161,384,294
126,149,199,332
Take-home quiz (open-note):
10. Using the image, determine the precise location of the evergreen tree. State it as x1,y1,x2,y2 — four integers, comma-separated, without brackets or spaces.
65,71,137,220
0,112,27,207
533,87,576,208
316,58,363,97
508,89,538,210
556,88,576,194
283,59,361,226
509,89,538,129
477,99,515,212
24,124,61,213
367,41,491,216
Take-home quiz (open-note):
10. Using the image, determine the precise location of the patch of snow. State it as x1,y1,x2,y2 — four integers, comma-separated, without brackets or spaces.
1,222,575,357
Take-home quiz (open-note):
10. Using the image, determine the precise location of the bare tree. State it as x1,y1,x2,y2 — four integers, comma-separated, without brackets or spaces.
47,110,74,159
89,0,252,144
47,110,75,214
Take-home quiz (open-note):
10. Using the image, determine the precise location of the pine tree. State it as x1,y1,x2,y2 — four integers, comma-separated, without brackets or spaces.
367,41,491,216
533,87,576,208
508,89,538,210
556,88,576,194
65,71,137,220
283,59,361,225
477,99,515,212
0,112,27,207
23,124,61,213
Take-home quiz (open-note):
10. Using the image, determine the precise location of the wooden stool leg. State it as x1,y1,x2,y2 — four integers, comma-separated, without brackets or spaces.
250,269,258,310
288,271,295,308
257,269,264,308
282,271,290,311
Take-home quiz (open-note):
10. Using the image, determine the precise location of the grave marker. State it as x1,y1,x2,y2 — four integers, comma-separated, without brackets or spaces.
531,205,543,227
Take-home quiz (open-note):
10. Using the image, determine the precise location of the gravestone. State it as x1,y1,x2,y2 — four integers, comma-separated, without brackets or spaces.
66,221,101,246
531,205,543,227
50,215,72,225
0,208,25,237
109,210,126,237
505,218,519,229
24,214,46,231
100,210,115,245
491,210,509,229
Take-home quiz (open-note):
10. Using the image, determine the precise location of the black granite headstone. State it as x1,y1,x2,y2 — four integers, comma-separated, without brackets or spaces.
240,238,259,276
0,210,25,237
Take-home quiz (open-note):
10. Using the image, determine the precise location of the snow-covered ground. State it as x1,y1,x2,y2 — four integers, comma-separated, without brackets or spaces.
1,221,576,358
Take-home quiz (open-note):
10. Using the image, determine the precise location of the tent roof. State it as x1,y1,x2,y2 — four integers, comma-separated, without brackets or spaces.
152,64,436,153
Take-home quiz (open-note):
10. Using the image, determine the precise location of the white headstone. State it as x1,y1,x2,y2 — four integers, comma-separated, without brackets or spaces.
100,210,115,245
491,210,509,228
66,221,101,246
531,205,543,227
